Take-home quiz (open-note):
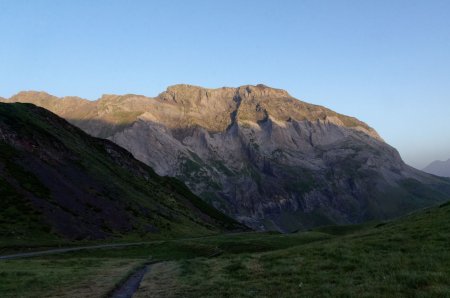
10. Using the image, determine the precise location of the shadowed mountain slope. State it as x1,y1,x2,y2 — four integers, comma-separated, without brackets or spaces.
0,103,244,241
423,159,450,177
4,85,450,231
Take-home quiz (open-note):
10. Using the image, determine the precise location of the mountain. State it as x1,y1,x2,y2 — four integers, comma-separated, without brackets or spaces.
0,103,244,241
4,85,450,232
423,159,450,177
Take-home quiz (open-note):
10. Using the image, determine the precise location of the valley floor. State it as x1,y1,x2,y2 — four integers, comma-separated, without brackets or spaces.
1,202,450,297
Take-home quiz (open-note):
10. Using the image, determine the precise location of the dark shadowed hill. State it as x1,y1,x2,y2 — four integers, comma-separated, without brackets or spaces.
0,103,245,241
4,85,450,232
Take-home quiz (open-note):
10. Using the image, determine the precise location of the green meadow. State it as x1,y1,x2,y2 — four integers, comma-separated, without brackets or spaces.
1,201,450,297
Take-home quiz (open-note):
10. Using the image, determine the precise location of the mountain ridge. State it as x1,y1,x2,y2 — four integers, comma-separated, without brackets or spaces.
423,158,450,177
0,102,245,240
3,84,450,231
3,85,381,140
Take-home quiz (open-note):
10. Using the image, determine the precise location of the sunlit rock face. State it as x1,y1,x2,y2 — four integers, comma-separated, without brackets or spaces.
6,84,450,231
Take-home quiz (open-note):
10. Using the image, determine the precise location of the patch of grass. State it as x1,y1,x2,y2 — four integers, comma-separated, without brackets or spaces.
0,231,332,296
312,222,375,236
147,202,450,297
282,166,317,195
0,257,144,298
2,202,450,296
0,146,54,240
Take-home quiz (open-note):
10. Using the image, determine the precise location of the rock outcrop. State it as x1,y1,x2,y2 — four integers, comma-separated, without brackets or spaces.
5,85,450,231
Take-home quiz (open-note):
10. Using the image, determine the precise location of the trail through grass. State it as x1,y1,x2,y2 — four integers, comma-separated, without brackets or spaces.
1,203,450,297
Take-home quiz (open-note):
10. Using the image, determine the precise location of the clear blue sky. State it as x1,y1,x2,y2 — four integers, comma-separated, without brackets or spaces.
1,0,449,168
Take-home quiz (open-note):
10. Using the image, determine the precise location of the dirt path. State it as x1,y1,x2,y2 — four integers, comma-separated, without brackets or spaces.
110,264,153,298
0,242,152,260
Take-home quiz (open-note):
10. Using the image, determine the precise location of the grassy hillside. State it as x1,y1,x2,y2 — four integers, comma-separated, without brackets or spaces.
2,102,449,297
164,202,450,297
0,103,245,245
1,201,449,297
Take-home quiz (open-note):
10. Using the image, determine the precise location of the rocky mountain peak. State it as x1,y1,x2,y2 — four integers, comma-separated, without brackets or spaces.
3,85,450,232
159,84,290,105
11,91,57,102
165,84,209,94
159,84,235,106
237,84,290,99
5,86,382,141
98,93,148,102
160,84,208,104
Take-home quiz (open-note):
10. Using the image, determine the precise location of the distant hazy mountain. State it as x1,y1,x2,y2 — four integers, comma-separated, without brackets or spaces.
0,103,244,240
423,159,450,177
4,84,450,232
